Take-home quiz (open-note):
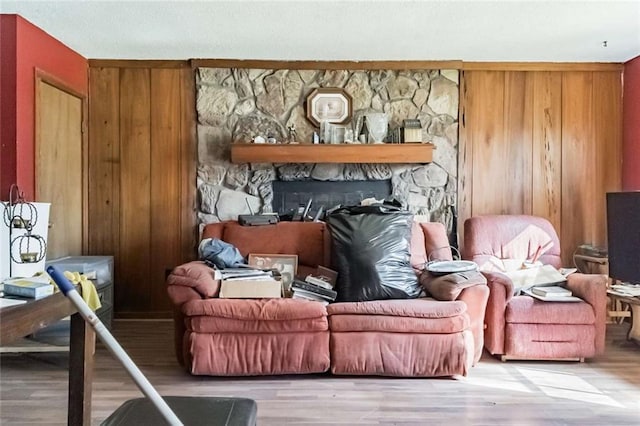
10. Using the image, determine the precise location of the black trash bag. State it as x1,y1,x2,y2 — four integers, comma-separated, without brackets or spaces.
198,238,245,269
326,201,420,302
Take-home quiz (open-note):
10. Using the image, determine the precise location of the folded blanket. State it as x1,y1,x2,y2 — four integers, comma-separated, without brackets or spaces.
63,271,102,311
35,270,102,311
419,270,487,301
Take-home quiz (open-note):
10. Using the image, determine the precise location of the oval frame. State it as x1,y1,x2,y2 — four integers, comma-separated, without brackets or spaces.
305,88,353,127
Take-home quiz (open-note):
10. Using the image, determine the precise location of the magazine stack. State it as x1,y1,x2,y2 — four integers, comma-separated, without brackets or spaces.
291,266,338,305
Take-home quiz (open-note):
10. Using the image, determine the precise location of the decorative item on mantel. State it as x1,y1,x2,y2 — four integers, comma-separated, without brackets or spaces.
305,88,353,127
287,124,298,144
402,119,422,143
267,132,277,144
364,113,388,144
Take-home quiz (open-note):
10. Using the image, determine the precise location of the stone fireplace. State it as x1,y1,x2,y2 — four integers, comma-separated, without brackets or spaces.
196,67,459,234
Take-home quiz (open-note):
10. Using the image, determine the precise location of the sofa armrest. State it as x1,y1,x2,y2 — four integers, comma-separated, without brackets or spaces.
482,271,515,301
480,271,515,356
565,273,608,355
166,261,220,305
166,261,220,369
456,284,489,365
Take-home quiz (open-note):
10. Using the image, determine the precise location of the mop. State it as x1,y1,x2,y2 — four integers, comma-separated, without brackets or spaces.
47,265,257,426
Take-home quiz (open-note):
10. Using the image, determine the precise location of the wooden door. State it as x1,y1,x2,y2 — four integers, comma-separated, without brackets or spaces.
35,77,84,259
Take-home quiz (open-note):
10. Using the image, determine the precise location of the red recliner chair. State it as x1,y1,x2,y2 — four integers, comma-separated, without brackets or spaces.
463,215,607,361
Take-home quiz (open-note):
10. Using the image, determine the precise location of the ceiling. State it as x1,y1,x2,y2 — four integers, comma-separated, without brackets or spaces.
2,1,639,62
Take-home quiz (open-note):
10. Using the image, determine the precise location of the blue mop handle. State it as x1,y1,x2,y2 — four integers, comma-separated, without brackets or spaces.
47,266,75,295
47,265,183,426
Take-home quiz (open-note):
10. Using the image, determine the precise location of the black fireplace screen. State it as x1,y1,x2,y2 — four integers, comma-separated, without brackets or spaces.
271,180,392,217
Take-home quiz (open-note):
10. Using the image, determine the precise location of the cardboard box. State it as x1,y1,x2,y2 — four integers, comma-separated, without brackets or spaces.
219,279,282,298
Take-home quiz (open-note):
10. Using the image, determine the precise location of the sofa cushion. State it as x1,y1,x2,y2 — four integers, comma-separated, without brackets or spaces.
328,299,468,334
505,296,595,324
327,299,466,319
183,298,328,334
330,331,473,377
167,261,220,298
504,323,596,359
187,315,328,334
410,221,428,270
183,298,326,321
463,215,562,269
203,222,328,269
419,222,454,262
329,314,469,334
190,332,330,376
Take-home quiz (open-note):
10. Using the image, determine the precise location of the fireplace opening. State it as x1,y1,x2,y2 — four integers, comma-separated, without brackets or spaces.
272,180,392,219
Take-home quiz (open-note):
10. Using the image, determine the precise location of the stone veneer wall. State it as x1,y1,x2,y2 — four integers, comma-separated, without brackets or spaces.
196,67,459,233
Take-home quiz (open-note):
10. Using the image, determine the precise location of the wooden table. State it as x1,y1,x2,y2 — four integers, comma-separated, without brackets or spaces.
607,290,640,343
0,291,95,425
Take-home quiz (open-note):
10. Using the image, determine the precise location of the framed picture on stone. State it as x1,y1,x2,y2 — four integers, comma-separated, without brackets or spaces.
305,88,353,127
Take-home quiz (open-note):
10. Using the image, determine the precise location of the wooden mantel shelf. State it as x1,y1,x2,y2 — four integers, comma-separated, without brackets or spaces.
231,143,434,164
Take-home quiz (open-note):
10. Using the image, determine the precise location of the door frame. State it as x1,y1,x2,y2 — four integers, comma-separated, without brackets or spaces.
34,68,89,254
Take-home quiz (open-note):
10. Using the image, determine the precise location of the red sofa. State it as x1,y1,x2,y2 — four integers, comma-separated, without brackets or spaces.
167,221,489,377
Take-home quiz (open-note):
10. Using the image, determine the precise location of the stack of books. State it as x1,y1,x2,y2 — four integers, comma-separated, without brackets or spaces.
524,285,581,302
291,269,338,305
609,283,640,297
2,276,54,300
215,267,274,281
531,286,572,297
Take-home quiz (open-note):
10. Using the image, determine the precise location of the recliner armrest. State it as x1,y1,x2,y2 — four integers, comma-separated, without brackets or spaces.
456,284,490,364
166,261,220,305
482,271,515,301
565,273,608,355
480,271,515,356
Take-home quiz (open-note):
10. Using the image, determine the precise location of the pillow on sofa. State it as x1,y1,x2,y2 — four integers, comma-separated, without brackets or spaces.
410,221,454,271
419,270,487,301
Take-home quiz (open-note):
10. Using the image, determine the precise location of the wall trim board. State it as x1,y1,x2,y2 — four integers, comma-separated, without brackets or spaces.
190,59,464,70
87,59,624,73
88,59,190,68
35,68,86,100
463,62,623,71
179,67,198,262
89,59,623,72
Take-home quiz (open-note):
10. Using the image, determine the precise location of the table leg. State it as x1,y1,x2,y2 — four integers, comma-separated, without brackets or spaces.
68,312,95,426
627,304,640,343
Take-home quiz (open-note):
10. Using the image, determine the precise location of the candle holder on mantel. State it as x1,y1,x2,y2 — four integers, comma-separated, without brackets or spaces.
2,184,48,277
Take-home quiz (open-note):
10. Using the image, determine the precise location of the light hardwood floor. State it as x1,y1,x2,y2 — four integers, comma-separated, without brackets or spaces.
1,321,639,425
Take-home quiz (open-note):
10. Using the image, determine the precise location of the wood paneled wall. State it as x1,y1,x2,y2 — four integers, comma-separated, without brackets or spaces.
87,60,622,317
459,70,622,264
87,63,196,318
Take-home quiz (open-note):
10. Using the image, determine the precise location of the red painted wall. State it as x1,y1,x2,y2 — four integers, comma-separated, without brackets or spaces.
0,14,87,200
623,55,640,190
1,15,18,199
